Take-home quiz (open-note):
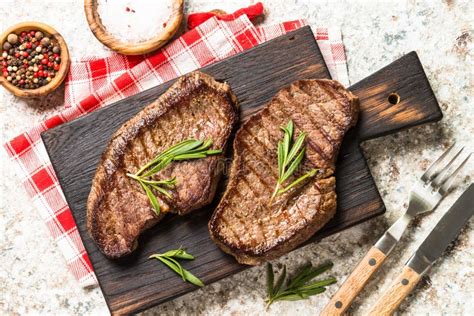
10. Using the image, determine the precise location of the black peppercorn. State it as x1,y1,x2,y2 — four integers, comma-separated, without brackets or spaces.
2,29,62,89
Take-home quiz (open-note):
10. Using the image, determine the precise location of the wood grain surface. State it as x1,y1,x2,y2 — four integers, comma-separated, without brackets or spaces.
41,27,442,314
321,246,387,315
367,266,422,316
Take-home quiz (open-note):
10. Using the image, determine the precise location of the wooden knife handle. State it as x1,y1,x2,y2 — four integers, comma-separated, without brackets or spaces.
321,246,387,315
367,266,421,316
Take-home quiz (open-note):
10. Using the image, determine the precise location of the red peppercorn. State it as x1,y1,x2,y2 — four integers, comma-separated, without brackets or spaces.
54,64,60,71
54,53,59,58
47,61,53,68
19,79,25,85
2,61,6,67
30,31,35,36
2,71,8,78
23,51,29,57
26,42,32,49
43,53,48,59
37,70,44,77
38,65,43,70
15,52,20,58
43,71,48,77
33,72,39,78
41,58,48,65
21,31,27,37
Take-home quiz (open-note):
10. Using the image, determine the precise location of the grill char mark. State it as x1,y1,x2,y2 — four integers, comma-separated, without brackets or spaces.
209,79,359,264
283,86,338,144
87,72,239,259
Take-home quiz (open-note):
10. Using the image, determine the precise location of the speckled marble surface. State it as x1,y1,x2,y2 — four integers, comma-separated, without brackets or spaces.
1,0,473,315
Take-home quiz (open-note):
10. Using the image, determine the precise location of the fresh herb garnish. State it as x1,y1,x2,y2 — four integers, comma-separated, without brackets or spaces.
271,120,317,199
149,248,204,287
127,139,222,215
265,261,336,309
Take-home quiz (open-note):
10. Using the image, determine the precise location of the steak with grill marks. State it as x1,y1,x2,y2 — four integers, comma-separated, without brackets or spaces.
87,72,238,259
209,79,359,265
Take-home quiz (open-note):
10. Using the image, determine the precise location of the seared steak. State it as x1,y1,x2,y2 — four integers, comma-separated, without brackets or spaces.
209,79,358,265
87,72,238,259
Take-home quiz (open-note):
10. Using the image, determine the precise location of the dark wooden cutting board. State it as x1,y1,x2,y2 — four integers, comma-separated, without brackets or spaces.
41,27,442,315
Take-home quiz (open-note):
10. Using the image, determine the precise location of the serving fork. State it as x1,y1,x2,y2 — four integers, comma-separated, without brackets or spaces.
321,144,471,315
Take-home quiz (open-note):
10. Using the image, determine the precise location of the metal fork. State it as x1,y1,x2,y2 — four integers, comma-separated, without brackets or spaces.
321,144,471,316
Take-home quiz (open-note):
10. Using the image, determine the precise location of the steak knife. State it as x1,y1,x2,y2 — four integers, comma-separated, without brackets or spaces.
368,183,474,315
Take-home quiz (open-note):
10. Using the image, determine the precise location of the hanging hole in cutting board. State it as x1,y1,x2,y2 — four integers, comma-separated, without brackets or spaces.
388,92,401,105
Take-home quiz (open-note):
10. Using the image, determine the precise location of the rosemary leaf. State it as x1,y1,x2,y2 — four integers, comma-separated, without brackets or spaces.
272,120,317,199
300,287,327,296
166,256,186,281
139,181,160,215
298,277,337,291
153,177,177,187
277,142,284,179
285,120,294,143
128,138,221,213
287,261,333,289
286,132,306,163
141,155,173,178
273,293,306,301
281,148,305,183
273,265,286,295
129,175,176,187
276,288,326,301
173,153,208,160
286,263,312,288
149,248,204,287
277,169,318,195
156,248,195,260
282,133,290,163
265,261,336,309
152,256,182,276
152,184,173,199
204,149,224,155
266,263,274,297
182,269,205,287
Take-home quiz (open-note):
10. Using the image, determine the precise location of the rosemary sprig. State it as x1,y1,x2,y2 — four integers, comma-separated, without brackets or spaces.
271,120,317,199
127,139,222,215
265,261,336,309
149,248,204,287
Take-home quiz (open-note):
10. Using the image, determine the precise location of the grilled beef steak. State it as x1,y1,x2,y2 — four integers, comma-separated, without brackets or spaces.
209,79,358,265
87,72,238,259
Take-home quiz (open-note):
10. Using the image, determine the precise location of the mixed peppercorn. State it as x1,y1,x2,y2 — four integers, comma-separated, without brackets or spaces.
1,30,61,89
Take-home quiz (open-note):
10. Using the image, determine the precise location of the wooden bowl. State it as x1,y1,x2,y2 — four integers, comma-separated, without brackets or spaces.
0,21,70,98
84,0,184,55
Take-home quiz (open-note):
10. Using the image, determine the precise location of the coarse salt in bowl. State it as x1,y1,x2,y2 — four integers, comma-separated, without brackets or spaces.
84,0,183,55
97,0,173,43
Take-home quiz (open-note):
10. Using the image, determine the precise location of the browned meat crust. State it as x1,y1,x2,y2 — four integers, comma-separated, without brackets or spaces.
209,79,358,265
87,71,239,259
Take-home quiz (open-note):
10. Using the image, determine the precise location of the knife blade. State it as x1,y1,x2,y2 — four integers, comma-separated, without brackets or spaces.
407,183,474,275
368,183,474,316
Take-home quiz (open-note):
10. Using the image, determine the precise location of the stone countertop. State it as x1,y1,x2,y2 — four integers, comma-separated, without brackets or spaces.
1,0,472,314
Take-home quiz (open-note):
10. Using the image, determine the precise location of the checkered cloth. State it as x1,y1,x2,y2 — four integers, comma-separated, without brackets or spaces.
4,15,348,288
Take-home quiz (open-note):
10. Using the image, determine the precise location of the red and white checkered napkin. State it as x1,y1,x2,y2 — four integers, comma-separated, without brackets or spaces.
4,15,348,288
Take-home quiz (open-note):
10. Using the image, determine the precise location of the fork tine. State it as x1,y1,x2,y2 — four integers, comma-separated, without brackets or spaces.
421,143,456,183
438,153,472,195
431,146,464,187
